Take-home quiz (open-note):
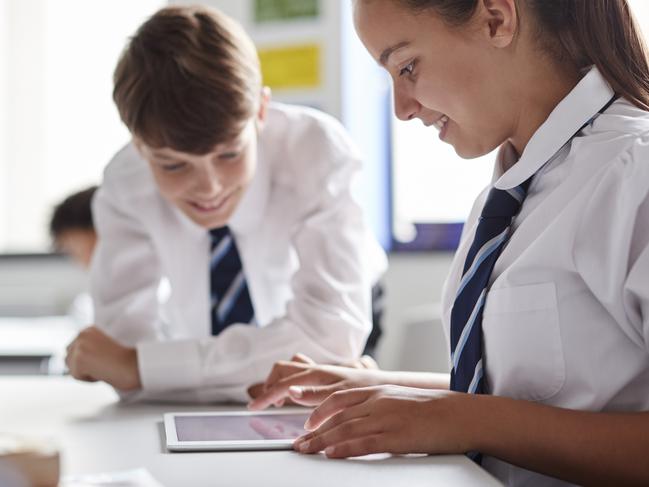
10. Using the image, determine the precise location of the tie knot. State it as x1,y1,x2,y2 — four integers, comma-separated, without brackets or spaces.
480,179,531,219
210,226,231,243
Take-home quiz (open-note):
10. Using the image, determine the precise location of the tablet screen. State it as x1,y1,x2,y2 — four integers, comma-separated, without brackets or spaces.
174,413,310,442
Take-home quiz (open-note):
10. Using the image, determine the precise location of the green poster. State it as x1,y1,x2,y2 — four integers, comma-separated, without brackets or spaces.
254,0,319,23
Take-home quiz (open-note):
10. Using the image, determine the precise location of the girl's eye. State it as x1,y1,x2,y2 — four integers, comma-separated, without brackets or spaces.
399,61,415,77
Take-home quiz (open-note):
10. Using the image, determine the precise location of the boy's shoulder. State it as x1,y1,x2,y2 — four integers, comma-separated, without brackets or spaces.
266,102,343,131
102,142,157,201
263,103,362,170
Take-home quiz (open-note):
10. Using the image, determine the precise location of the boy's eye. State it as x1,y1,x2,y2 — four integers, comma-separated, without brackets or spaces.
161,162,187,172
219,151,240,160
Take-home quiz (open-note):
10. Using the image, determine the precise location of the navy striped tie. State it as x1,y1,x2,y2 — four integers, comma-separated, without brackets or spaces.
450,178,531,394
209,226,255,335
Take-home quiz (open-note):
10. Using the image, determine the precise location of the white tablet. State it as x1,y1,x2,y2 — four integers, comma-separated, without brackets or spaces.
163,409,312,451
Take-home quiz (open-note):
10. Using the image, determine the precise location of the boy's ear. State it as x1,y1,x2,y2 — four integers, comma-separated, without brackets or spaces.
478,0,518,48
256,86,272,130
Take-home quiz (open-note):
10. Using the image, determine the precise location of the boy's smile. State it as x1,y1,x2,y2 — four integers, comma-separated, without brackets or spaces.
135,120,259,229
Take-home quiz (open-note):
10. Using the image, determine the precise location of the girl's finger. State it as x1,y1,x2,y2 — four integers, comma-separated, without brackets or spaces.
305,387,373,430
323,434,387,459
296,417,380,455
248,368,330,410
290,353,315,365
288,382,344,406
262,360,309,391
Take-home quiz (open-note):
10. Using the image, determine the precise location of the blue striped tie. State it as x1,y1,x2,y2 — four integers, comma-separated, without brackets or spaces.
450,178,531,394
209,226,255,335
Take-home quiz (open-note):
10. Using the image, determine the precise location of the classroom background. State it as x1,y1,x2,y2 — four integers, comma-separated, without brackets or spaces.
1,0,649,376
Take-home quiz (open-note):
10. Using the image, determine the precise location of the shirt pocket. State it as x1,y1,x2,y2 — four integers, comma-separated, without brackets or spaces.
482,282,566,402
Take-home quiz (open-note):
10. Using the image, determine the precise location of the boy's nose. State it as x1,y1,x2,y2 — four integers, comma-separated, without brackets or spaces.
194,166,223,198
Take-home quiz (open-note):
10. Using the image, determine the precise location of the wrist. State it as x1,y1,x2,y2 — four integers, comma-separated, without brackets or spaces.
121,347,142,391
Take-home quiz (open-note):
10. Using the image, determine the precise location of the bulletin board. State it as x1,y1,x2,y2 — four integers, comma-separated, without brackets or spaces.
258,44,321,90
254,0,319,23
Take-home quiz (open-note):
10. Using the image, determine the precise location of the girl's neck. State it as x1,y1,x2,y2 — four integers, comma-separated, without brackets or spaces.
507,59,582,156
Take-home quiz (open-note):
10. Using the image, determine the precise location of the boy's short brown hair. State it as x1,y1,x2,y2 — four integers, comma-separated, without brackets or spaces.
113,5,261,154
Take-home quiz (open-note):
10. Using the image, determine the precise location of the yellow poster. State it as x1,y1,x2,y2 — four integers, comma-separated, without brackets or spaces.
258,44,321,90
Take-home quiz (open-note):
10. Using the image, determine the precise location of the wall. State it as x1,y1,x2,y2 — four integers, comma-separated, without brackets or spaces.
0,0,6,242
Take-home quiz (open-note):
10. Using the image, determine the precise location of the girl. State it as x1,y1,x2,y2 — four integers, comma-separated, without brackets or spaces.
249,0,649,485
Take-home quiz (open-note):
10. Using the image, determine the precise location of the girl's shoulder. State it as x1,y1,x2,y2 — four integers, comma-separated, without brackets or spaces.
582,98,649,175
594,97,649,142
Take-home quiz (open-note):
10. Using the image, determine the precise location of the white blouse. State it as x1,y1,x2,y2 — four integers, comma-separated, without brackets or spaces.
441,67,649,486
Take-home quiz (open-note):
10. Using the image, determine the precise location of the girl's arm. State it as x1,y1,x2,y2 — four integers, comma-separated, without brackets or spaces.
295,386,649,486
475,394,649,486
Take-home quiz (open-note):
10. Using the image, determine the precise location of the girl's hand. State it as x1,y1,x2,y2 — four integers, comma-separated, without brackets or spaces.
247,353,385,410
293,385,478,458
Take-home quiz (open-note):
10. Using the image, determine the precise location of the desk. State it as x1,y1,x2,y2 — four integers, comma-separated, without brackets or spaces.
0,377,501,486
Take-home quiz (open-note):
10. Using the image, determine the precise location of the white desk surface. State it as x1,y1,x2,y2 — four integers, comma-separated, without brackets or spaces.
0,377,502,487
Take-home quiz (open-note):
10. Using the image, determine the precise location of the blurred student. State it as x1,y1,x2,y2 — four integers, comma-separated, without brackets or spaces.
50,186,98,325
64,5,387,402
250,0,649,485
50,186,98,269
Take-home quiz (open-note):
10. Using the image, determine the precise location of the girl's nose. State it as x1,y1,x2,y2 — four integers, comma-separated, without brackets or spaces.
393,85,421,121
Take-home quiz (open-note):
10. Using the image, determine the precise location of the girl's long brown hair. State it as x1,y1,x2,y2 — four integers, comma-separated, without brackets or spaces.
400,0,649,110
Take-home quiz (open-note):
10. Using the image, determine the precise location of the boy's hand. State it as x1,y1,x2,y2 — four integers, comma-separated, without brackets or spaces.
65,326,142,391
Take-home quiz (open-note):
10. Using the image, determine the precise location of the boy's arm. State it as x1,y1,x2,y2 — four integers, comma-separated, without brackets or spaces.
90,175,163,345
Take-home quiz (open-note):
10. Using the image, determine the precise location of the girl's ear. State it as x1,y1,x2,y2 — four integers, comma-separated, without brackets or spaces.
256,86,272,130
478,0,518,48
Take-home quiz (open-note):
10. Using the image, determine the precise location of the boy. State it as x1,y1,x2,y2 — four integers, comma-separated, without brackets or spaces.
64,5,387,402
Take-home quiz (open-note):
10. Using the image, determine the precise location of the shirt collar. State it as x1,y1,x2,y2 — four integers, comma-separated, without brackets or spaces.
494,66,615,189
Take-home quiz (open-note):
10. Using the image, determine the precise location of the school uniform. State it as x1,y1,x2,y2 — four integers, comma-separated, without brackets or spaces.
91,103,387,402
441,67,649,486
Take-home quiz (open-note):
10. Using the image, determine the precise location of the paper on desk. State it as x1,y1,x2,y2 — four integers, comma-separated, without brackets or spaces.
61,468,164,487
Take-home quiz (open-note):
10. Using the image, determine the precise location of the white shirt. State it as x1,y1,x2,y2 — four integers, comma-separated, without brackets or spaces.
91,103,387,402
441,67,649,486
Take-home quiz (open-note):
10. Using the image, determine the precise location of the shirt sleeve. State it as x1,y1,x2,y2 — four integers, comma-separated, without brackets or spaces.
574,136,649,352
135,112,387,402
91,175,164,345
624,189,649,351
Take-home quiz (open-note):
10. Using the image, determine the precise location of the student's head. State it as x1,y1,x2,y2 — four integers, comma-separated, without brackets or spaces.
50,186,98,269
113,6,270,229
353,0,649,158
